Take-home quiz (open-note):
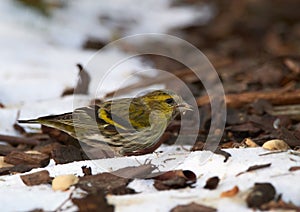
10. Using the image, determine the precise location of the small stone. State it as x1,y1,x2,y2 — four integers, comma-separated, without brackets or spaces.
262,139,290,151
52,174,79,191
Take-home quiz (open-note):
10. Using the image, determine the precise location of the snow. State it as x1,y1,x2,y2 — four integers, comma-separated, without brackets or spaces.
0,0,299,211
1,148,299,211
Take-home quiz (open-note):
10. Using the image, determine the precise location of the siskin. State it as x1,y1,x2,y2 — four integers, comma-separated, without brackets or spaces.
19,90,192,157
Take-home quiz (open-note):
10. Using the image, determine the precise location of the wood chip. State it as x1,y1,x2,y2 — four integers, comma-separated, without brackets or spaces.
52,174,79,191
0,145,20,156
21,170,51,186
72,191,114,212
0,156,13,168
0,164,37,175
4,151,50,167
51,145,83,164
77,172,135,195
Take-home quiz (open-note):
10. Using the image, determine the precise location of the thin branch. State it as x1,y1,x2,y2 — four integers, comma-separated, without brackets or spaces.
0,134,40,146
197,89,300,107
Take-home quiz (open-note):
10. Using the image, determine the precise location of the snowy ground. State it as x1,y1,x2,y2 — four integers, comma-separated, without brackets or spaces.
0,1,299,211
1,147,300,211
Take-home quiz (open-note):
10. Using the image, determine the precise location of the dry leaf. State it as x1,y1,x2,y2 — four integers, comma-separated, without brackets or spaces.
220,185,239,197
244,138,259,147
77,172,135,195
152,170,197,191
204,176,220,190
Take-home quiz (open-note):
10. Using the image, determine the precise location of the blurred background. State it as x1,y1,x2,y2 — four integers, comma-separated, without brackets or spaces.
1,0,300,136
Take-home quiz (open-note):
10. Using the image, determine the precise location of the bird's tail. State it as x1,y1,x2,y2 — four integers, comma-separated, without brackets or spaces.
18,119,40,124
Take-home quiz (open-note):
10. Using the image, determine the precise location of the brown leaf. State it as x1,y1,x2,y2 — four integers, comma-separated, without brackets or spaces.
204,176,220,190
72,191,114,212
20,170,51,186
236,163,271,176
220,185,239,197
246,183,276,209
152,170,196,191
77,172,135,195
170,202,216,212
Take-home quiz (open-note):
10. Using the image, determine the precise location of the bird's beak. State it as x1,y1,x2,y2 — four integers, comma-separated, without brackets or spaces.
176,102,193,114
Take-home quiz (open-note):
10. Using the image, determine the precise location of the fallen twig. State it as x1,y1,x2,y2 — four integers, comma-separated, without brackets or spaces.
0,134,40,146
197,89,300,107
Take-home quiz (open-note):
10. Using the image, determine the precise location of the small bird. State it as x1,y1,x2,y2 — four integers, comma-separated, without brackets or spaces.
19,90,192,157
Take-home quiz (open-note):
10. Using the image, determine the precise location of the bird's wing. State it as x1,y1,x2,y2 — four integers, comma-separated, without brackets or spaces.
97,98,151,131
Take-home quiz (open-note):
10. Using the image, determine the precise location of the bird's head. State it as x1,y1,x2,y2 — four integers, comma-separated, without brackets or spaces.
140,90,192,119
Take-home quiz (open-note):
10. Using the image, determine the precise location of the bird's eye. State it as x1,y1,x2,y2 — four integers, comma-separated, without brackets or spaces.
165,98,175,105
